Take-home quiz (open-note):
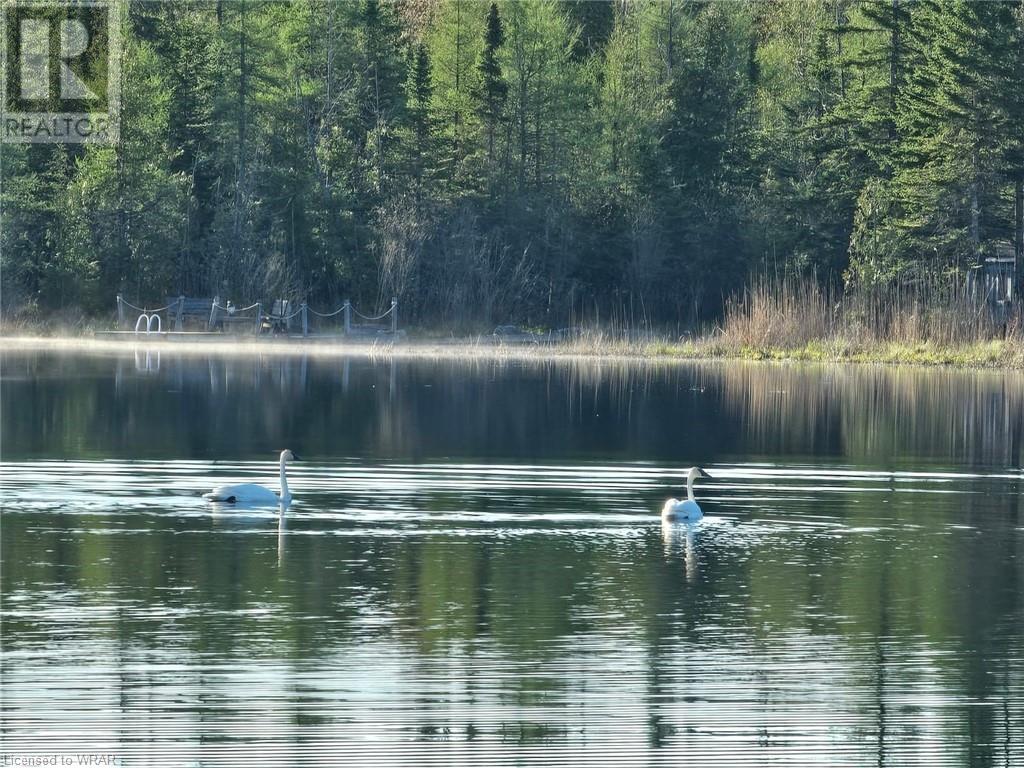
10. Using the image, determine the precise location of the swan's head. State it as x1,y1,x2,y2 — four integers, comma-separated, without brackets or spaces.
280,449,300,463
687,466,712,482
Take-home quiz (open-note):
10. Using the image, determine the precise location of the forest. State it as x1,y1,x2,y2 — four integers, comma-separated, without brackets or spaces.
3,0,1024,330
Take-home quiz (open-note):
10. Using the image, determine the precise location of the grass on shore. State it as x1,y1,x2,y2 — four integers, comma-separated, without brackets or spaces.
646,276,1024,368
3,278,1022,369
646,337,1023,368
2,328,1021,369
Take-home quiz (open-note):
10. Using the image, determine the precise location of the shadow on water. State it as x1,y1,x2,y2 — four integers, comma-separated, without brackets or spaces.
1,348,1023,764
1,350,1020,467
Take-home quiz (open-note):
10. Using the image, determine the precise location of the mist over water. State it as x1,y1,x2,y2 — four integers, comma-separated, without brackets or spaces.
2,349,1022,765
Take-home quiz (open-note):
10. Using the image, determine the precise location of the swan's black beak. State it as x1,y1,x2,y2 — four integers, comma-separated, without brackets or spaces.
699,468,712,479
292,453,302,461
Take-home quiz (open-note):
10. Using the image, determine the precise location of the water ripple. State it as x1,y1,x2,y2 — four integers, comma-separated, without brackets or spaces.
2,459,1022,765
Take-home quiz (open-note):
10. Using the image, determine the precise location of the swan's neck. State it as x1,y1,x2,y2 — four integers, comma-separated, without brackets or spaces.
279,459,291,502
686,474,696,502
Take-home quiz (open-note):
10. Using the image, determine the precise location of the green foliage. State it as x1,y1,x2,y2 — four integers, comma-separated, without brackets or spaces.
3,0,1023,327
476,3,507,166
426,0,487,183
73,38,187,305
407,42,434,189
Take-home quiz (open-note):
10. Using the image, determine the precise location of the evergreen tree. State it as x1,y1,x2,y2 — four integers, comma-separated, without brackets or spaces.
753,0,857,278
888,0,1019,277
407,42,434,190
146,2,221,294
426,0,486,180
357,0,408,196
0,146,85,311
657,2,758,310
840,0,921,284
70,37,187,305
3,0,1023,327
476,3,507,164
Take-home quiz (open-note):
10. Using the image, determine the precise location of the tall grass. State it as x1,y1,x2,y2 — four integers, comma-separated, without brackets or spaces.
4,273,1022,368
720,275,1022,352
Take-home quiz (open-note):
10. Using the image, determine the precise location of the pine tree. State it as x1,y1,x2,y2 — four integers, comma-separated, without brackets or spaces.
407,42,434,190
4,0,1023,327
892,0,1020,274
657,2,758,307
426,0,486,176
840,0,921,285
753,0,858,278
0,145,84,311
69,38,187,304
476,3,507,164
357,0,408,195
146,2,221,295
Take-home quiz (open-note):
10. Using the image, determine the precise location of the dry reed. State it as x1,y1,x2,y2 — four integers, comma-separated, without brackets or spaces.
3,275,1022,368
719,275,1022,353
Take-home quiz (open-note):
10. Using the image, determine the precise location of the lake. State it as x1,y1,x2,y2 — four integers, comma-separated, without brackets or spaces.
1,346,1022,766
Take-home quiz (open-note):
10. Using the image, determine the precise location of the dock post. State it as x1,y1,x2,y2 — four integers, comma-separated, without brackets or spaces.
391,297,397,334
175,296,184,331
117,294,124,328
209,296,219,331
301,303,308,337
255,303,262,335
344,300,351,335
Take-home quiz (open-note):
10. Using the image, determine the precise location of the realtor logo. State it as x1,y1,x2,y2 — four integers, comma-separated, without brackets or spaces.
1,0,121,143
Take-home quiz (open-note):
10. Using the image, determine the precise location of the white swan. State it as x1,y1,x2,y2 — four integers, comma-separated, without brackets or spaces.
204,450,300,505
661,467,712,521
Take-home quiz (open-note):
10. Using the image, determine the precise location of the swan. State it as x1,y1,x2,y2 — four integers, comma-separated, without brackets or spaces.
204,450,300,505
661,467,712,521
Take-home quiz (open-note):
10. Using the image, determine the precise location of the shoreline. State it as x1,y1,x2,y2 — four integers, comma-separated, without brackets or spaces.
0,332,1022,370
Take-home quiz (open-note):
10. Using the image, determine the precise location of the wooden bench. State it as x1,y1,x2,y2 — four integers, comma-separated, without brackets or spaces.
209,300,262,334
219,314,260,334
167,297,216,331
261,299,294,334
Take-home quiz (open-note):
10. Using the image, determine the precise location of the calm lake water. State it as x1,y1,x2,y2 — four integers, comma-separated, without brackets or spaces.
2,347,1023,766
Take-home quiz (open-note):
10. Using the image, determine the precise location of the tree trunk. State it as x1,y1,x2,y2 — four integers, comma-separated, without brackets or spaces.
889,0,900,139
518,74,527,190
1016,174,1023,297
534,102,541,186
969,182,980,264
233,4,247,270
454,0,462,147
836,0,845,99
970,148,980,266
666,0,675,78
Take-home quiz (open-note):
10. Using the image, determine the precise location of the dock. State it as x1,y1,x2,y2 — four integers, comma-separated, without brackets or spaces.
111,295,401,340
93,331,398,343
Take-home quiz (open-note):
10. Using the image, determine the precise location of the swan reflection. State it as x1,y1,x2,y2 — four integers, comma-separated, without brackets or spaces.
277,505,287,567
662,519,700,583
